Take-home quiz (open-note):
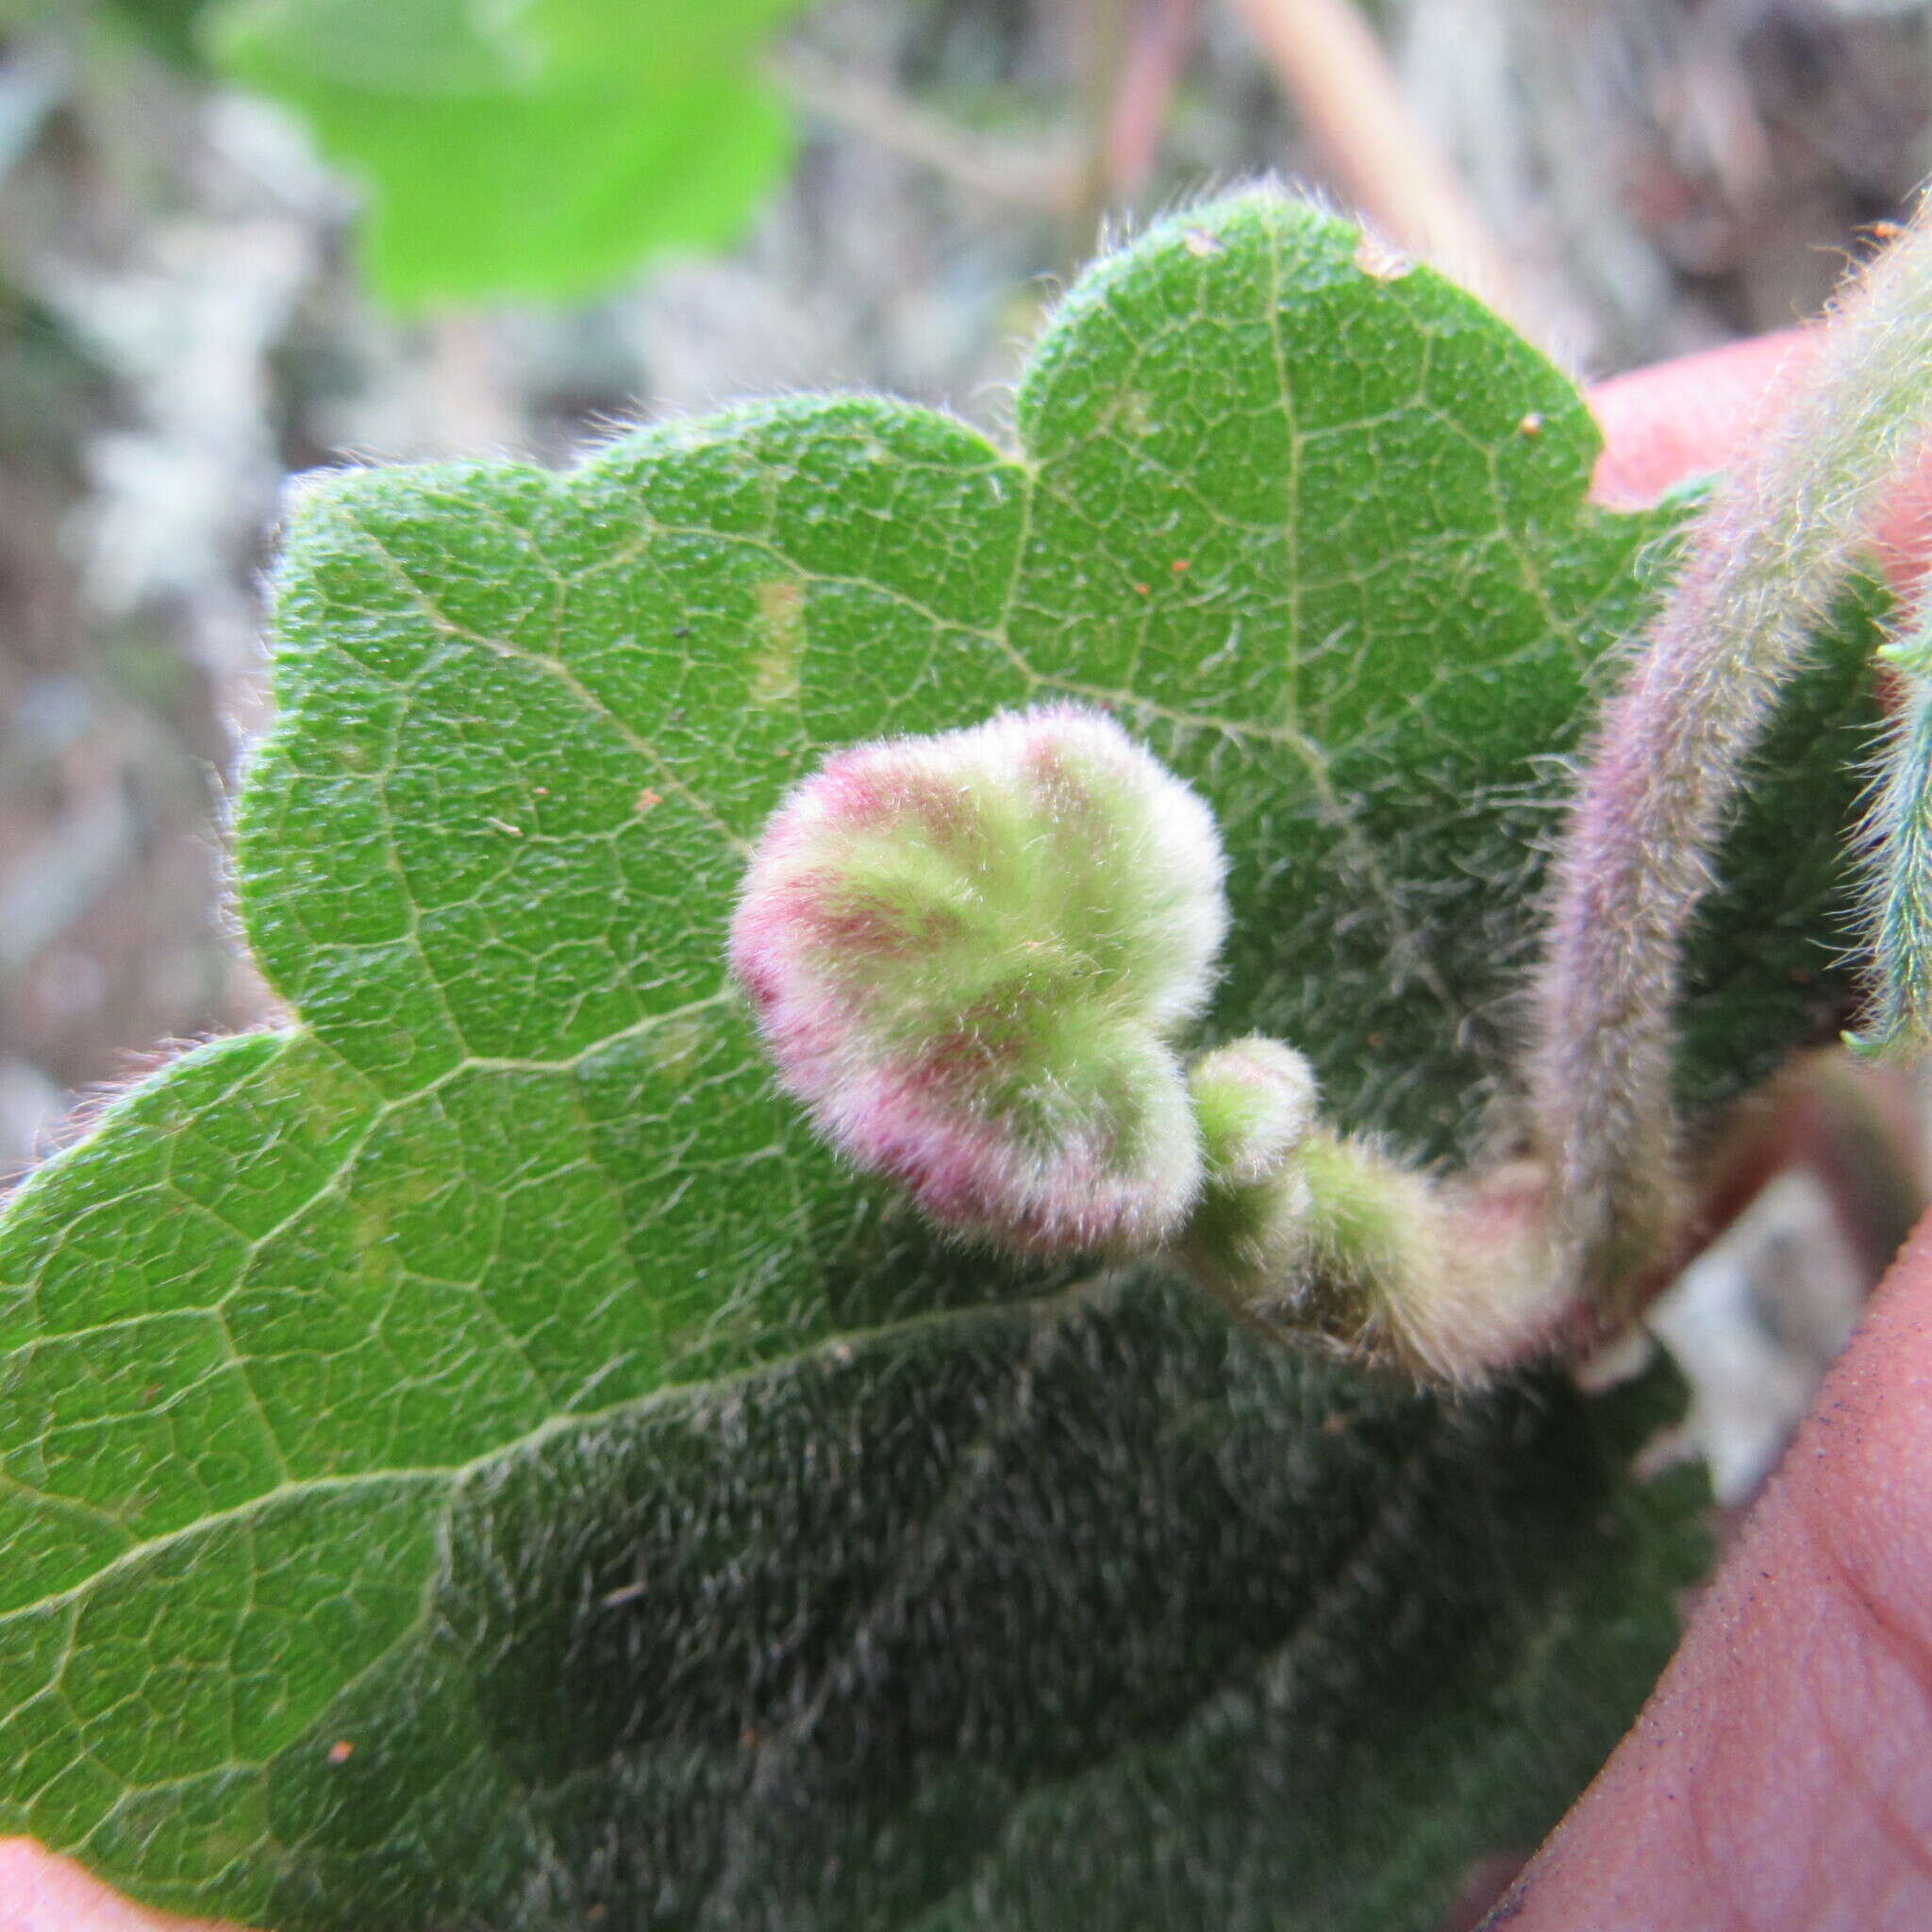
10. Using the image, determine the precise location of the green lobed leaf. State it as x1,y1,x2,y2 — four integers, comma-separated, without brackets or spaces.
3,191,1881,1926
205,0,809,308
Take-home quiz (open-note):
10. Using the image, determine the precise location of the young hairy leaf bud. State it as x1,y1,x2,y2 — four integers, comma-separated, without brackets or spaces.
729,705,1229,1257
1190,1036,1319,1186
1169,1038,1320,1294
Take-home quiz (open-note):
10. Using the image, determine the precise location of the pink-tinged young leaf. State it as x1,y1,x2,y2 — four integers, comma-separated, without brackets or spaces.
730,706,1226,1256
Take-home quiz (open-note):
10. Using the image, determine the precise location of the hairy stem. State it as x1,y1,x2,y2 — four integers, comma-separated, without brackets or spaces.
1529,197,1932,1327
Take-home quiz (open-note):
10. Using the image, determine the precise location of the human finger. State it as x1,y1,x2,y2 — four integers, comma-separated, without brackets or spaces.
1486,1208,1932,1928
0,1839,249,1932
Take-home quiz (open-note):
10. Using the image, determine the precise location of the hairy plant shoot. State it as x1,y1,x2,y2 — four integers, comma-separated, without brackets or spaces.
1530,196,1932,1323
732,708,1577,1382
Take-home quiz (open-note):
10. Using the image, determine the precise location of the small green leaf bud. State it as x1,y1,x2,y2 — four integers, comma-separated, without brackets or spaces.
1188,1037,1319,1187
1167,1038,1320,1298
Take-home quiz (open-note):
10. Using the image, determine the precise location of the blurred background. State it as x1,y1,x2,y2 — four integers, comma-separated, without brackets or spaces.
2,0,1930,1504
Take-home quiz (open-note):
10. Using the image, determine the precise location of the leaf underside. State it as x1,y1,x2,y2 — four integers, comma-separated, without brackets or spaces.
208,0,808,308
6,192,1879,1927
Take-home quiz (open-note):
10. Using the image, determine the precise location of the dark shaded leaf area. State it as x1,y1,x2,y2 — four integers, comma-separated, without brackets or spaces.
287,1290,1702,1931
10,189,1881,1926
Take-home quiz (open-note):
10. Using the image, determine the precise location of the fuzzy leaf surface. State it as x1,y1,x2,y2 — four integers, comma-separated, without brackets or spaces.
5,192,1879,1927
207,0,807,308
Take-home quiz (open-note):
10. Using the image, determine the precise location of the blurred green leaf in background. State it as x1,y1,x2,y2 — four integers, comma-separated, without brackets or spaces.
203,0,813,308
